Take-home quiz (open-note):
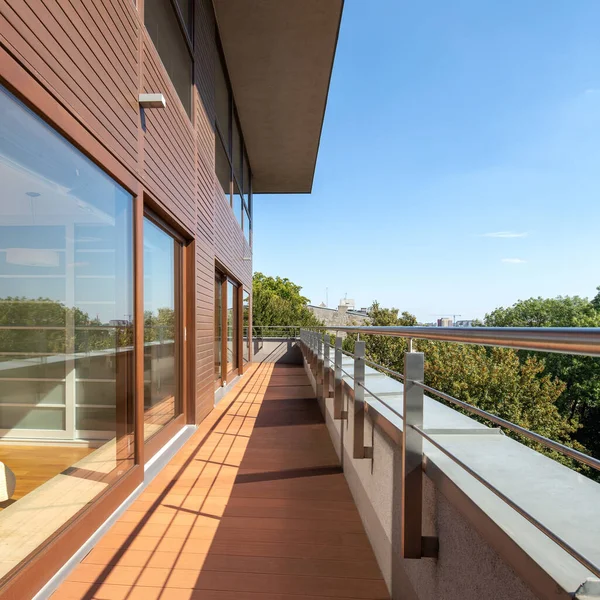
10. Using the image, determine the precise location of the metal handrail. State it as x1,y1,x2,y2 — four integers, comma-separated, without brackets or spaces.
311,325,600,357
417,426,600,577
300,325,600,575
414,381,600,471
324,345,600,470
246,325,300,330
247,325,300,338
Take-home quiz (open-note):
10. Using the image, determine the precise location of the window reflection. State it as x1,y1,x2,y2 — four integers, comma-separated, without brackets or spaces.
143,218,182,440
216,135,231,203
0,85,134,580
227,281,238,374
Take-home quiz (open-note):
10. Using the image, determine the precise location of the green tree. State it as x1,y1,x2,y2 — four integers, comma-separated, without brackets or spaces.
419,341,587,469
484,292,600,459
343,301,588,472
342,301,416,366
252,272,322,335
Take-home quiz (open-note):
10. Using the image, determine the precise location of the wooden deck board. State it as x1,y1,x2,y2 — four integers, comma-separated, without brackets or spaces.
52,363,390,599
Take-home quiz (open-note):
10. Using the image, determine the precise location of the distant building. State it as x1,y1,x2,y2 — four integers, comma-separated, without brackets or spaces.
308,300,370,327
339,297,355,310
455,320,476,328
437,318,453,327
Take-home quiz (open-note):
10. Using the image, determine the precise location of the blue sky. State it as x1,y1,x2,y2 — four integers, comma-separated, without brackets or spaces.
253,0,600,322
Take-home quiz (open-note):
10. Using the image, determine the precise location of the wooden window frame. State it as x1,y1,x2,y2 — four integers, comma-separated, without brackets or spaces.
215,267,244,385
242,288,251,371
142,205,193,461
225,278,240,380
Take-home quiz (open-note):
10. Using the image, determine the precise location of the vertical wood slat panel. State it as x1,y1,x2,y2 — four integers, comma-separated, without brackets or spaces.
2,0,139,170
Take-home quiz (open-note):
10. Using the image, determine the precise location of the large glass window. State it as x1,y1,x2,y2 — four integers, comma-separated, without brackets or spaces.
145,0,192,117
233,183,243,226
143,217,182,440
174,0,192,39
215,52,230,141
215,50,252,240
232,117,243,185
227,280,238,374
0,85,134,581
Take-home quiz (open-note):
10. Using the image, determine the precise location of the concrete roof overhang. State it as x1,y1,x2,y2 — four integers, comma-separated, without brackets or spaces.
213,0,343,194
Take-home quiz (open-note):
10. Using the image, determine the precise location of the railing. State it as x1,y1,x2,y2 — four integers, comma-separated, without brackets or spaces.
246,325,300,339
299,326,600,578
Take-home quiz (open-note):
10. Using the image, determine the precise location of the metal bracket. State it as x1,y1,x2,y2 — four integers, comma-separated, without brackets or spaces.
421,536,439,559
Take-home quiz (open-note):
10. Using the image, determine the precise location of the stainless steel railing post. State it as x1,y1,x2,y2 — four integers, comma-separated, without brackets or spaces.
353,341,372,459
323,336,331,400
317,334,324,399
334,337,344,419
402,350,437,558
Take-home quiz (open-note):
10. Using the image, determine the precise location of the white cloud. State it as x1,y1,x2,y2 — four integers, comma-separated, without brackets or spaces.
480,231,528,238
501,258,526,264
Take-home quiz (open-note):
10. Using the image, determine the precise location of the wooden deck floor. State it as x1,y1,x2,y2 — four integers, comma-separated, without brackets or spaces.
52,363,390,600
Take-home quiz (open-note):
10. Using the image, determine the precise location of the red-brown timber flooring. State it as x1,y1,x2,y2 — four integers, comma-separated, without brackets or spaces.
52,362,390,599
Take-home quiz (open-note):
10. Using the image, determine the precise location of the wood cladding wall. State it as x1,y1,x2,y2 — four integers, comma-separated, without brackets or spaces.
0,0,252,424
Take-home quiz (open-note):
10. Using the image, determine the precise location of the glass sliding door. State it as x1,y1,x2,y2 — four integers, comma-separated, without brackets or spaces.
143,217,182,441
226,280,238,375
0,84,135,582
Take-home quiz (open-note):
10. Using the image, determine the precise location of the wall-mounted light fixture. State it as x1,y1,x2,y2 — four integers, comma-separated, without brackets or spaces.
138,93,166,109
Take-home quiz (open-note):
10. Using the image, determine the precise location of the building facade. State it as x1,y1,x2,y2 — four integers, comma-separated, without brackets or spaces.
0,1,341,596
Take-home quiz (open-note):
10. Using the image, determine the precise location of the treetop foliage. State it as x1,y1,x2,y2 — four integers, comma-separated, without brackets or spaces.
483,289,600,467
252,272,322,329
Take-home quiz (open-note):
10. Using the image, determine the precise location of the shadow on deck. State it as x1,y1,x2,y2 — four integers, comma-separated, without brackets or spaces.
53,363,390,599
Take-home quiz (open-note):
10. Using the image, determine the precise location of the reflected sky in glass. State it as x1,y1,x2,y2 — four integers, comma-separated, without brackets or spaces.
0,85,133,326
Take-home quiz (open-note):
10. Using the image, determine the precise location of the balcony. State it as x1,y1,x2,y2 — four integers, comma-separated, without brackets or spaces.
48,326,600,600
51,361,390,599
